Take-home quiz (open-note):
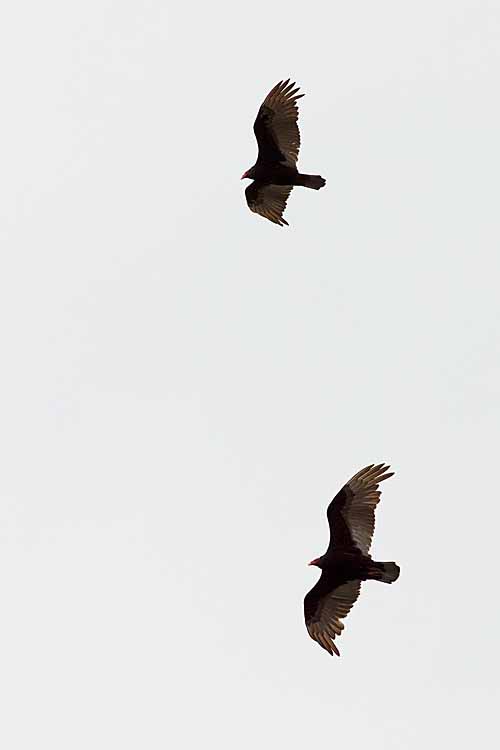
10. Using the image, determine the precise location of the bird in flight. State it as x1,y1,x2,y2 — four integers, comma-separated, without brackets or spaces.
242,80,326,226
304,464,400,656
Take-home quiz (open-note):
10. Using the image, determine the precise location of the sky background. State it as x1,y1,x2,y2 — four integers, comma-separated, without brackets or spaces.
1,2,500,748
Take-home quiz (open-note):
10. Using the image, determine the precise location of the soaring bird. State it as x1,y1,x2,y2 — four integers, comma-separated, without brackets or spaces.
242,80,326,226
304,464,400,656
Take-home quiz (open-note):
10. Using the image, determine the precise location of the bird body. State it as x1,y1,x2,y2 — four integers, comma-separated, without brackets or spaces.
304,464,400,656
243,162,325,188
242,80,326,226
310,549,397,579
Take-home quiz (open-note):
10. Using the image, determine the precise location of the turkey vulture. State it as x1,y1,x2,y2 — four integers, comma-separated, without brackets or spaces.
304,464,400,656
242,80,326,226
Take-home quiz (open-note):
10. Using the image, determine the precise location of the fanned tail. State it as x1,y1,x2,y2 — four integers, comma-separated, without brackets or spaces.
370,561,400,583
296,173,326,189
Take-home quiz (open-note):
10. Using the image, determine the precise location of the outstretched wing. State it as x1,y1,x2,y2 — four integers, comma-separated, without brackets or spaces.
245,182,293,226
327,464,394,555
304,575,362,657
253,80,303,166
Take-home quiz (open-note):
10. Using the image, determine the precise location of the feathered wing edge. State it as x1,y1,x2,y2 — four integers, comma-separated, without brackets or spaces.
305,579,362,657
254,79,304,166
245,183,293,226
327,463,394,555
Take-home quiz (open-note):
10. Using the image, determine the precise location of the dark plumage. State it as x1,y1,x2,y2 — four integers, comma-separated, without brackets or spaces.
304,464,400,656
242,80,326,226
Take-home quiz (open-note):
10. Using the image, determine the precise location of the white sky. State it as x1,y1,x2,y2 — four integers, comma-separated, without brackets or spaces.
1,2,499,748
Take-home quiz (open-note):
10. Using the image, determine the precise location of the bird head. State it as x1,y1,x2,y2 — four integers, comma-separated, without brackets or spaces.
241,168,254,180
308,557,323,568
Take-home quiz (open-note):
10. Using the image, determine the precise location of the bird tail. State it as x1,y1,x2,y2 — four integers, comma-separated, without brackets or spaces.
296,173,326,190
370,561,400,583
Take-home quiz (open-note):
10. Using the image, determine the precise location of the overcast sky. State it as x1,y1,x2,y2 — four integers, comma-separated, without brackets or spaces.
1,2,499,748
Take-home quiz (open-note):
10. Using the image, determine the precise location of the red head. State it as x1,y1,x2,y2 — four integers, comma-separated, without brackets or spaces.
241,167,255,180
